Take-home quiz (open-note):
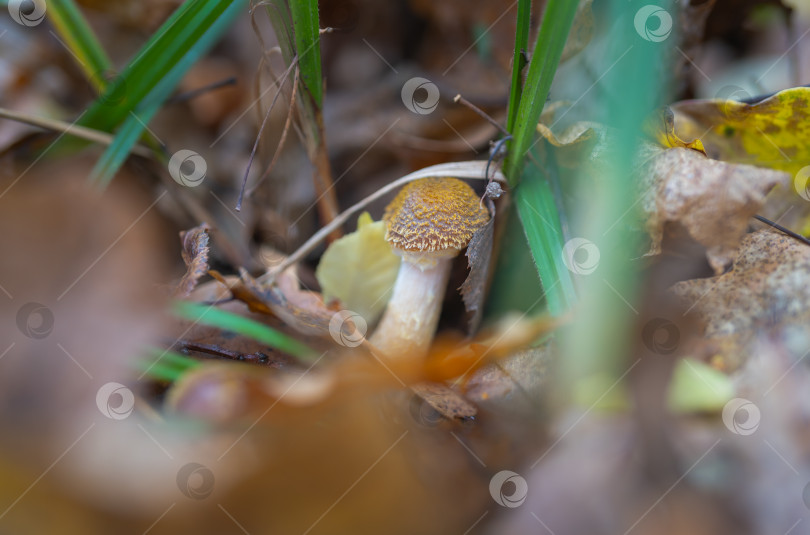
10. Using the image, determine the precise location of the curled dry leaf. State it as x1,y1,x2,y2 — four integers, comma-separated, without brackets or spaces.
672,86,810,175
560,0,595,63
639,146,788,273
209,268,340,343
642,106,705,154
672,230,810,369
174,223,210,297
459,198,495,334
239,267,338,338
537,106,703,169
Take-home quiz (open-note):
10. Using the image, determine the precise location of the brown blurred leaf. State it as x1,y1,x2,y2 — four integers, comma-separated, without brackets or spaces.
209,269,273,315
239,267,338,339
672,229,810,368
465,344,554,418
411,382,477,420
174,223,210,297
177,278,314,366
639,146,788,273
459,199,495,334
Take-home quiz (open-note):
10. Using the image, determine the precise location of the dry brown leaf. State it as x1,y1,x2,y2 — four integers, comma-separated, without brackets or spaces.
410,382,477,420
465,344,554,418
178,278,318,366
536,121,608,169
560,0,594,63
174,223,210,297
240,267,338,338
672,229,810,368
459,199,495,334
639,146,788,273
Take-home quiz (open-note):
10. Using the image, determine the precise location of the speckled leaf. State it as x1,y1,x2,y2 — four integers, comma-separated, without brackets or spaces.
672,87,810,175
459,199,495,334
315,212,401,325
672,229,810,370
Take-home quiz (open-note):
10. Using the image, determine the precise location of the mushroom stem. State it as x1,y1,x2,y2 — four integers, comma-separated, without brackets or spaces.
369,256,454,358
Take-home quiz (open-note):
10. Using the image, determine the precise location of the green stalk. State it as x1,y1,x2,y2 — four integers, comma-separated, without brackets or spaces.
289,0,323,108
506,0,531,134
504,0,579,185
47,0,112,92
562,0,674,402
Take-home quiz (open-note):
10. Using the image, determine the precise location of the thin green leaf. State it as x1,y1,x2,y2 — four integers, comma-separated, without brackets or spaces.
514,155,577,316
47,0,112,92
173,301,318,361
136,348,201,381
506,0,531,134
89,0,245,184
289,0,323,107
504,0,579,185
78,1,242,134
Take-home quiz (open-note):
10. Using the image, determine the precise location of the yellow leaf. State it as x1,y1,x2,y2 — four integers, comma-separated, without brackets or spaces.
643,106,706,154
315,212,400,325
672,86,810,175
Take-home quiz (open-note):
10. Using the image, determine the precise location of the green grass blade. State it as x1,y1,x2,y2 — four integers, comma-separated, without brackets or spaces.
90,102,162,184
504,0,579,185
514,154,577,316
137,347,201,382
90,1,244,184
266,0,325,153
289,0,323,107
47,0,112,92
78,1,242,134
561,0,673,402
173,301,318,361
506,0,531,134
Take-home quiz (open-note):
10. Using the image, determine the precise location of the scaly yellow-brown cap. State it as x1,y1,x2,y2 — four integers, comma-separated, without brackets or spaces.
383,177,490,253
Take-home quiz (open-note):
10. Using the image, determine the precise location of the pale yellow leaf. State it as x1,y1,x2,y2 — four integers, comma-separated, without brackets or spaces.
315,212,401,325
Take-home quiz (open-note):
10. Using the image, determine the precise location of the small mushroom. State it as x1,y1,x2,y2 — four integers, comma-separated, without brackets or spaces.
369,177,490,358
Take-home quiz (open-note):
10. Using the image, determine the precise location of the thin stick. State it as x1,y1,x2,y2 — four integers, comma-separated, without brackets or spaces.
237,58,298,211
247,64,298,197
753,214,810,247
454,94,510,136
0,107,153,157
260,161,507,283
167,76,238,104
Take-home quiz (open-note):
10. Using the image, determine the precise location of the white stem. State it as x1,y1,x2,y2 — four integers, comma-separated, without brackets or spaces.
369,256,453,359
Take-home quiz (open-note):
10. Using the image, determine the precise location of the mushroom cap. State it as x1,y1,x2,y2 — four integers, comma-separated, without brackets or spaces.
383,177,490,253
